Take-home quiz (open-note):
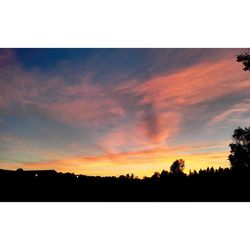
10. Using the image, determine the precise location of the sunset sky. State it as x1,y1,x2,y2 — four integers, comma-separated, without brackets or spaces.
0,48,249,177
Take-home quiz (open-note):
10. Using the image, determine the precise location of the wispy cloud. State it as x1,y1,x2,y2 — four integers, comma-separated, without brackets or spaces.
0,49,249,176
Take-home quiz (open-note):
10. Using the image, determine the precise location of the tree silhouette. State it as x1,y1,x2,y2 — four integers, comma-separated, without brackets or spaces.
236,53,250,71
151,172,160,179
170,159,185,174
229,126,250,171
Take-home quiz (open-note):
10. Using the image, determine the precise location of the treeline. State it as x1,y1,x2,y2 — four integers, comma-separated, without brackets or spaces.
0,165,249,201
0,126,249,201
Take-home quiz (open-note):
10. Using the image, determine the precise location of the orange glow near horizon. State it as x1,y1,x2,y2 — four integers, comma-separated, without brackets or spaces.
2,146,230,178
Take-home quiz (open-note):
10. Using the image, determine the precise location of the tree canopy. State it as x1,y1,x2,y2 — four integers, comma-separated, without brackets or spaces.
229,126,250,171
170,159,185,174
236,53,250,71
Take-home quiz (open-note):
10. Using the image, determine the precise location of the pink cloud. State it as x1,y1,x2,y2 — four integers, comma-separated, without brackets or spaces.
1,49,248,136
82,55,250,153
40,94,125,128
131,59,249,108
207,99,250,127
0,51,126,127
1,49,250,176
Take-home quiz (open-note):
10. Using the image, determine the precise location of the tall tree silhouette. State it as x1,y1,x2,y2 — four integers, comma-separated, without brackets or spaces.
170,159,185,174
229,126,250,171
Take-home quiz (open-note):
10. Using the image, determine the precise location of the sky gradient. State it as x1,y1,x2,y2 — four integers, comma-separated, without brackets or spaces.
0,48,249,177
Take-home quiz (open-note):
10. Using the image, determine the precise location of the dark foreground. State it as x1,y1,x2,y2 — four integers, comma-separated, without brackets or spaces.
1,168,250,201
